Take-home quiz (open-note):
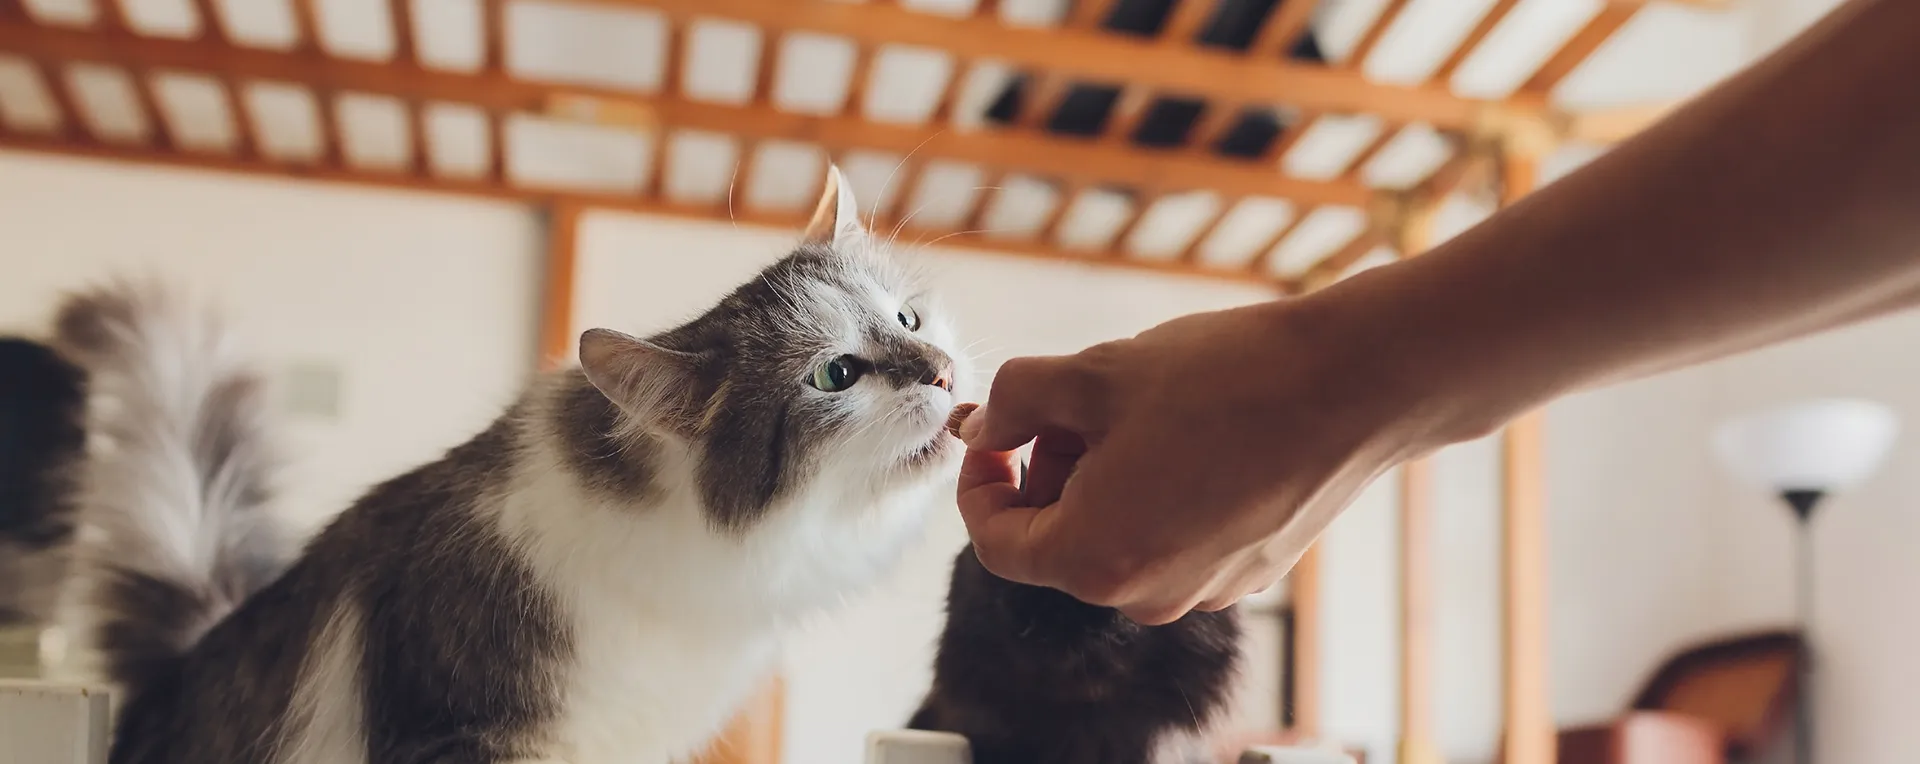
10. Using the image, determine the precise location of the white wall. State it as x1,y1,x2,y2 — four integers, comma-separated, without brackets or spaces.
0,150,540,533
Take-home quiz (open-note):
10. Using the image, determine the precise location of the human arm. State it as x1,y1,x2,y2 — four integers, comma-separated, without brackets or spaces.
954,0,1920,625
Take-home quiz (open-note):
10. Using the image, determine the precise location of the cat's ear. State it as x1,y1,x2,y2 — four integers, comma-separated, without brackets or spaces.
578,328,704,436
801,164,863,248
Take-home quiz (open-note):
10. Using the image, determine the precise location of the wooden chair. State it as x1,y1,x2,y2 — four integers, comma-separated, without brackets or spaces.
1553,630,1803,764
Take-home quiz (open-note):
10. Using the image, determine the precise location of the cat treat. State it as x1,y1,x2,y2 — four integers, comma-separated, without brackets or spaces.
944,402,978,438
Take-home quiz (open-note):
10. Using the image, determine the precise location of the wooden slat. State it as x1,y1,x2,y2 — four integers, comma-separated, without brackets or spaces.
128,68,174,150
1298,228,1382,285
486,110,506,182
188,0,227,43
540,199,583,370
1250,0,1318,58
876,159,928,229
1430,0,1519,82
94,0,128,29
1183,101,1240,155
1246,204,1312,275
1260,109,1316,163
1017,74,1066,130
960,168,1004,235
1160,0,1215,44
1398,458,1436,764
483,0,507,70
1100,86,1153,144
1499,152,1552,764
390,0,418,63
312,89,341,167
1032,180,1078,246
0,132,1289,289
0,22,1375,205
928,59,970,123
1288,542,1322,736
1522,5,1639,94
1069,0,1117,28
404,100,427,176
842,44,871,118
36,61,86,142
1339,124,1398,182
1346,0,1410,69
292,0,322,53
1105,190,1156,257
1176,200,1230,264
569,0,1532,128
646,21,684,197
220,79,256,158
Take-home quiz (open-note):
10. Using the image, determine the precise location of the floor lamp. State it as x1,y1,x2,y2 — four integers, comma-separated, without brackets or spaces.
1712,398,1899,764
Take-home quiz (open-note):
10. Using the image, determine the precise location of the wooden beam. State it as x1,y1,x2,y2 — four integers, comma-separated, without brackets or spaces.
1288,542,1322,737
1183,101,1240,156
540,199,583,371
568,0,1532,129
1431,0,1519,82
0,140,1291,293
1398,459,1437,764
1498,153,1552,764
1522,5,1639,94
1392,191,1440,764
1032,180,1076,246
0,22,1374,206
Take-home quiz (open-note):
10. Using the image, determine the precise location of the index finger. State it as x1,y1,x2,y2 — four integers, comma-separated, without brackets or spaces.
956,447,1052,586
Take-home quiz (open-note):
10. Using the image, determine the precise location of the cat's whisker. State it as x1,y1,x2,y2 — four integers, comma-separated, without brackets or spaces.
870,130,945,232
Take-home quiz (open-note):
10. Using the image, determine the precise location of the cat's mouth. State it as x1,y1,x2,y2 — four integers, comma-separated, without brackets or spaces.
901,427,956,468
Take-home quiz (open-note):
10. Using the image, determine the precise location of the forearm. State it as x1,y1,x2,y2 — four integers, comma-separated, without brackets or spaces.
1319,0,1920,445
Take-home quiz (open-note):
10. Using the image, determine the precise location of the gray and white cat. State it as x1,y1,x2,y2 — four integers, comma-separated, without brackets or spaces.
54,167,970,764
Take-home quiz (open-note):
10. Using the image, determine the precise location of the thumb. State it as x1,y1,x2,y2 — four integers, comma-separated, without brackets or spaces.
962,355,1108,453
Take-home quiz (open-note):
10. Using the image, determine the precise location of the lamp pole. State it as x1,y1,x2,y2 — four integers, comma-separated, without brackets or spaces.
1781,488,1822,764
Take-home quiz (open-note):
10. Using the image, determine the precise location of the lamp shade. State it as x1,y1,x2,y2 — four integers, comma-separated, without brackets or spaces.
1712,398,1900,492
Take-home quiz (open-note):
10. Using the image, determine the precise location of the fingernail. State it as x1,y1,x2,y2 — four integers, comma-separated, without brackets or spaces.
946,402,979,438
958,404,986,442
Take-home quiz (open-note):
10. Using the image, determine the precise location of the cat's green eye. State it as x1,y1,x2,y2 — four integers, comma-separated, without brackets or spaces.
810,355,862,392
897,303,921,332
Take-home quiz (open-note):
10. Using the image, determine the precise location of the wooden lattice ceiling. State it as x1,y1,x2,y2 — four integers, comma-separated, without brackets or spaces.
0,0,1713,289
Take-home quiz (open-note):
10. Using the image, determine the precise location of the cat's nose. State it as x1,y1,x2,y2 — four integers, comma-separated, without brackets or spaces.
924,364,954,393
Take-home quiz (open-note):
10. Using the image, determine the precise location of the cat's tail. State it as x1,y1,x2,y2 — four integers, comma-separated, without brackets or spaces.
50,277,290,694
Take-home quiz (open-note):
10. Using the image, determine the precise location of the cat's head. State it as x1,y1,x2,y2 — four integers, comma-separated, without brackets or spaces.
578,166,970,533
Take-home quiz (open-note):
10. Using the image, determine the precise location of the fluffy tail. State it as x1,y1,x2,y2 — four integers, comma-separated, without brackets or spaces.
51,278,290,695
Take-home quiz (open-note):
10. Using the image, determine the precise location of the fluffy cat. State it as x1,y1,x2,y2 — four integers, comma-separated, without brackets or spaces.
55,167,970,764
0,337,89,629
908,538,1241,763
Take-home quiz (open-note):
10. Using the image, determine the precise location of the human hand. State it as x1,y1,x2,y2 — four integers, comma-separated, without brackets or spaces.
954,296,1466,625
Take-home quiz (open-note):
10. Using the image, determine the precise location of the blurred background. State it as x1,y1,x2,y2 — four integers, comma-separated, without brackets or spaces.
1,0,1911,763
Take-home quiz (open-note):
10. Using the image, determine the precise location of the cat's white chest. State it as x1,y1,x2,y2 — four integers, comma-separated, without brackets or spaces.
550,613,780,764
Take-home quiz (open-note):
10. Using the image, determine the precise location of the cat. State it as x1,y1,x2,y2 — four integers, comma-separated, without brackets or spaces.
0,337,89,629
53,165,972,764
907,537,1242,764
